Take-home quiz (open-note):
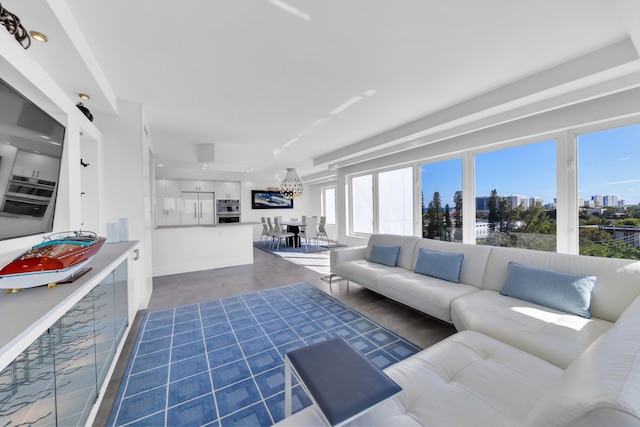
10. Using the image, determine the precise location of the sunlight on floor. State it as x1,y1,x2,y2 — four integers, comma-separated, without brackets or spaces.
274,251,331,275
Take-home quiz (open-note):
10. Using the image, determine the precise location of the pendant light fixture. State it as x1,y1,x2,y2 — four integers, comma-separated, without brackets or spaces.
280,168,304,199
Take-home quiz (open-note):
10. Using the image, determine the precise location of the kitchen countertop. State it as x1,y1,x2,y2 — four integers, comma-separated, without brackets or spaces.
156,222,260,229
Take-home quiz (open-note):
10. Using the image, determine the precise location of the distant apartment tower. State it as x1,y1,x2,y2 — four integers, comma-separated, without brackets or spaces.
603,195,618,207
476,194,529,210
619,199,625,208
591,195,604,207
529,197,542,207
578,197,585,207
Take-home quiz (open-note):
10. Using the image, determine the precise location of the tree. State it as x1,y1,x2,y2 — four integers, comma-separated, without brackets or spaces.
453,190,463,229
488,189,499,231
444,204,452,241
426,192,444,239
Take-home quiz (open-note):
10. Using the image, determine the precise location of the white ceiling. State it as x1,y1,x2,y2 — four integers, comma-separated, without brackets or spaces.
3,0,640,180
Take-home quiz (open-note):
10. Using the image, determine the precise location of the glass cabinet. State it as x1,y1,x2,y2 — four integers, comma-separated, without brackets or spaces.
0,260,129,426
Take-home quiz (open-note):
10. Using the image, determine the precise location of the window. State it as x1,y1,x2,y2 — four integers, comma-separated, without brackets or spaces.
351,174,373,234
322,186,336,225
378,167,413,235
421,158,462,242
577,123,640,259
475,140,557,251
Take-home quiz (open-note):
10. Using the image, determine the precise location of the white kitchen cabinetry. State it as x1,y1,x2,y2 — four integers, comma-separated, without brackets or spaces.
216,181,241,199
155,179,181,226
182,192,215,225
13,150,61,182
181,180,215,192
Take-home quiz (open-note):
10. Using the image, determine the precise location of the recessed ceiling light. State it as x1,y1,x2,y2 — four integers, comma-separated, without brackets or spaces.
30,31,48,43
157,163,165,167
79,93,90,100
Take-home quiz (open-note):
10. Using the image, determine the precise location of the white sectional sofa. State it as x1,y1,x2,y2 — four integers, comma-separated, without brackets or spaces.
275,234,640,426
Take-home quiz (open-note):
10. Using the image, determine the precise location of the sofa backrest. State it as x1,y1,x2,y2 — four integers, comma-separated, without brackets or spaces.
412,239,493,288
525,294,640,427
482,246,640,322
366,234,419,270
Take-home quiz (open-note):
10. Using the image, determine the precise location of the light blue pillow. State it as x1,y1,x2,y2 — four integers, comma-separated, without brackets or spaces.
500,262,596,318
368,244,401,267
413,248,464,283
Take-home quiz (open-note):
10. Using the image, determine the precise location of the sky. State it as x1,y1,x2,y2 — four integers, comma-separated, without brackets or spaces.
421,123,640,207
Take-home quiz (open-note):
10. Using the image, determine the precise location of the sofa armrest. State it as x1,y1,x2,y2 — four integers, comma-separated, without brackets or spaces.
330,246,366,272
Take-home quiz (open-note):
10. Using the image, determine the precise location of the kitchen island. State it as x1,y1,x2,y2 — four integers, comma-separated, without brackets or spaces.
152,222,258,277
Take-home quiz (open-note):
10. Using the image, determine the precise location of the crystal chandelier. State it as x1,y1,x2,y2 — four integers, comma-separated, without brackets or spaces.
279,168,304,199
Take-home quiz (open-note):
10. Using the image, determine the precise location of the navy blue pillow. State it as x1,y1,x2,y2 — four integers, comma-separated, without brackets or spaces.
368,244,401,267
413,248,464,283
500,262,596,318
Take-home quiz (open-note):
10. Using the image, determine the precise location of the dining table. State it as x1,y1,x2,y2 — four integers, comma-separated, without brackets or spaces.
280,220,306,248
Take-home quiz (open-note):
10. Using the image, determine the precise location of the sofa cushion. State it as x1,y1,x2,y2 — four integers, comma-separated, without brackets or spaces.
411,239,492,289
413,248,464,283
378,271,479,322
451,290,613,369
482,245,640,322
366,234,419,270
525,295,640,426
368,244,401,267
500,262,596,318
274,331,562,427
331,259,404,292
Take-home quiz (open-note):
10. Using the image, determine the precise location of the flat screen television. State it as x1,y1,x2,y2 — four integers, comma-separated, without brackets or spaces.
0,77,65,241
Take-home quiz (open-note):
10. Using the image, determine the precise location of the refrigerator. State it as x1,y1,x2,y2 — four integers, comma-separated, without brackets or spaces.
182,192,215,225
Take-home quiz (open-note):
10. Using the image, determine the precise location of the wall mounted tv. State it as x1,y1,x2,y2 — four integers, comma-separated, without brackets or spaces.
0,77,65,241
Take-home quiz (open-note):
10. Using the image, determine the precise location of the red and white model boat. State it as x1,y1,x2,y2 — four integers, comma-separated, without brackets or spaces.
0,230,106,292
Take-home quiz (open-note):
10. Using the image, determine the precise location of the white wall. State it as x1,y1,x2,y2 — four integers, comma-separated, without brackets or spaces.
99,101,153,310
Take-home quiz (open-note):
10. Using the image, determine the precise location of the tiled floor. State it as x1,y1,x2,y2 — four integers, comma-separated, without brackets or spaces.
94,247,456,425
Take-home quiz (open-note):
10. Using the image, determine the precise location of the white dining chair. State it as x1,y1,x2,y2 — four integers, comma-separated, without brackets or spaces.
300,216,319,251
266,217,276,246
260,217,270,244
318,216,329,244
272,217,295,250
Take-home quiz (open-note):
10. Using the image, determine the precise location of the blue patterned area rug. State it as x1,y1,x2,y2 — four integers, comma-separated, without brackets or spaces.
253,241,329,256
107,282,420,426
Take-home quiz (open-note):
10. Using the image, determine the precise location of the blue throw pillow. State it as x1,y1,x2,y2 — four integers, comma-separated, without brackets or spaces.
368,244,401,267
413,248,464,283
500,262,596,318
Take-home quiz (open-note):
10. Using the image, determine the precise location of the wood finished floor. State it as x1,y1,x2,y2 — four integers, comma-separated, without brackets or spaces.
94,247,456,425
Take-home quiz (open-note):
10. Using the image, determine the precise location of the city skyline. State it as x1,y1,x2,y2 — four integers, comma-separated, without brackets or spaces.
421,123,640,208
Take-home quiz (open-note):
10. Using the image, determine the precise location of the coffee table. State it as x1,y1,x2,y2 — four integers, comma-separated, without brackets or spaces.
284,336,402,426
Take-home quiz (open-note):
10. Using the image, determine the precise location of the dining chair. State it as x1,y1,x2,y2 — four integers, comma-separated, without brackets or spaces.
300,216,319,251
318,216,329,244
260,217,270,244
266,217,276,246
272,217,295,250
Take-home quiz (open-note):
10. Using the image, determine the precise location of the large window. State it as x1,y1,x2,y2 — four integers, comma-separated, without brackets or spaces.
475,140,557,251
322,186,336,225
378,167,413,235
421,158,462,242
351,174,373,234
577,123,640,259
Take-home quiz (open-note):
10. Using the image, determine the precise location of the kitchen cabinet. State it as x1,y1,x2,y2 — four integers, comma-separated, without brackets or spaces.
12,150,61,183
216,181,241,199
181,180,215,192
155,179,181,226
182,192,215,225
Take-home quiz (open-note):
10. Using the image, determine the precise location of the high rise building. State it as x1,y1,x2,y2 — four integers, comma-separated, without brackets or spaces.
591,195,604,207
603,195,618,207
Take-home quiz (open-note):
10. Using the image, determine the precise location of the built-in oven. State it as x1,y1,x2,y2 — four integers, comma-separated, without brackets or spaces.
7,176,56,198
218,216,240,223
2,175,55,217
2,195,50,217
